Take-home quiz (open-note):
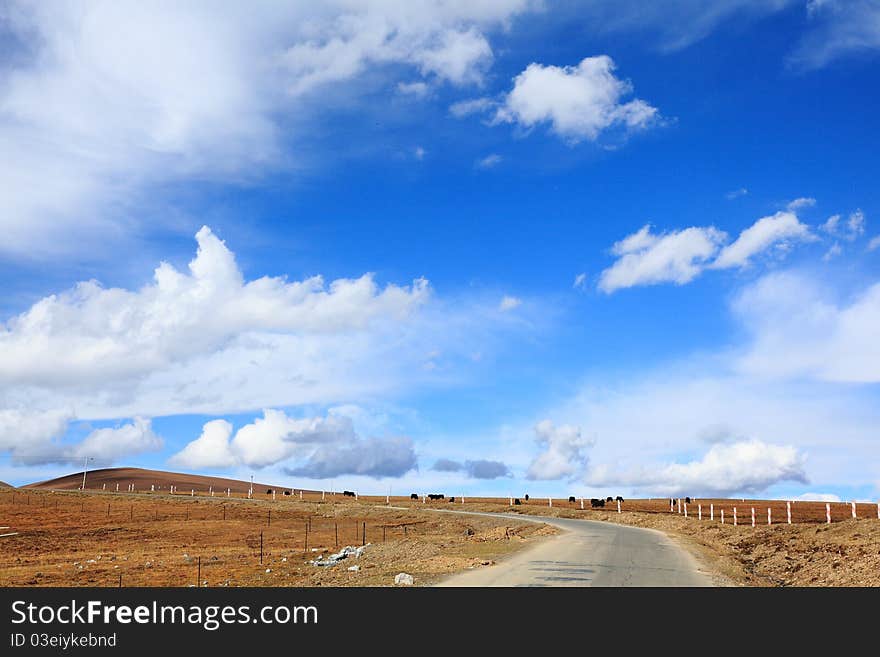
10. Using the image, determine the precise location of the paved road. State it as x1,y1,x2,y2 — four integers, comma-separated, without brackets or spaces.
436,511,713,587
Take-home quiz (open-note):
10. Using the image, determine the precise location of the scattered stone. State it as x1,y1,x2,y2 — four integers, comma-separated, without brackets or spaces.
394,572,414,586
265,568,271,573
182,554,192,563
347,565,360,572
310,544,369,567
464,528,475,536
281,557,287,562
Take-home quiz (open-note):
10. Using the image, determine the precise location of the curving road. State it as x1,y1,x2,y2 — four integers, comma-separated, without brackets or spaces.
436,512,713,587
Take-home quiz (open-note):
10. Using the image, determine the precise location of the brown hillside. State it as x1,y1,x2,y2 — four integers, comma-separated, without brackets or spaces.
24,467,297,494
0,481,12,488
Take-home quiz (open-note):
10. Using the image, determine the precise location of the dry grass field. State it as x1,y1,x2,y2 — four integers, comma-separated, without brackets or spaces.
0,487,554,587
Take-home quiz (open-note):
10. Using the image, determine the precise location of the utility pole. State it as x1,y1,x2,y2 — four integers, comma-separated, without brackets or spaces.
81,456,94,490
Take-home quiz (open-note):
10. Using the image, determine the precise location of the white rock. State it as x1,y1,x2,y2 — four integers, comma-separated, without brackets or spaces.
347,565,360,572
265,568,271,573
394,572,414,586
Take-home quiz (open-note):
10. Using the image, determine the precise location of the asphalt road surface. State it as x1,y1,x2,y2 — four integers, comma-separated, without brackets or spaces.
436,511,713,587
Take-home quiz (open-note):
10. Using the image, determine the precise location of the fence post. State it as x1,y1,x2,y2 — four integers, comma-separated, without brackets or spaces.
710,503,714,521
698,504,702,520
851,501,857,519
677,499,681,514
768,507,771,525
733,507,737,526
826,503,831,524
617,499,621,514
751,507,755,527
721,509,724,524
683,503,687,518
787,501,792,524
548,498,552,508
580,499,584,510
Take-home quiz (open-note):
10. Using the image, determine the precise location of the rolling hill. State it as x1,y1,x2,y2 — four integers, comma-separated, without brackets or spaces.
24,467,293,494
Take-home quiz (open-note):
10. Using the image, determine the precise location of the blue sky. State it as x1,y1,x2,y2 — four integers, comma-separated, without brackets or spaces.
1,1,878,503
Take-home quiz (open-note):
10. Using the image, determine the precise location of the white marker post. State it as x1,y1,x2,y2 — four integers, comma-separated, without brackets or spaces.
151,485,154,492
226,488,230,497
710,503,714,521
273,490,276,501
424,495,427,504
299,490,303,500
698,504,702,520
677,499,681,514
116,483,119,492
102,483,106,491
617,499,621,514
462,496,465,504
684,503,688,518
721,509,725,524
733,507,737,526
322,491,325,501
851,501,857,519
787,501,792,524
877,502,880,520
751,507,755,528
768,508,771,525
670,500,674,512
826,503,832,524
548,498,552,508
354,492,357,501
580,499,584,510
386,494,389,504
191,489,194,497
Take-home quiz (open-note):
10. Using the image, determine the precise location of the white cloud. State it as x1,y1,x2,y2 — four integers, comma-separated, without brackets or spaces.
787,197,817,211
0,409,72,463
0,413,162,466
823,242,843,261
821,209,866,241
0,1,538,256
573,272,588,289
791,0,880,69
600,206,817,292
0,226,428,392
73,418,162,464
414,146,426,160
598,225,727,293
449,97,495,118
476,153,502,169
493,56,659,142
869,235,880,252
168,420,236,470
795,492,841,503
397,81,430,98
711,211,814,270
526,420,593,480
170,409,416,478
733,271,880,383
586,440,807,496
499,295,522,311
0,227,518,426
725,187,749,200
